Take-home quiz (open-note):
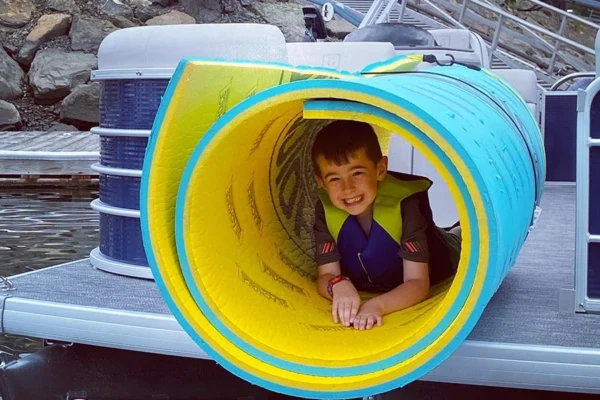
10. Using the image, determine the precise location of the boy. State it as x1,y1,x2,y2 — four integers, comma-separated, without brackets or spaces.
312,120,461,331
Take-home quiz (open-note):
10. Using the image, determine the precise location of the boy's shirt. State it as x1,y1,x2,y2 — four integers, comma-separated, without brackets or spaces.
313,173,458,289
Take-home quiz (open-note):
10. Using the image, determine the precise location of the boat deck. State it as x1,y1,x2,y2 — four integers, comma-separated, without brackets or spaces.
2,184,600,393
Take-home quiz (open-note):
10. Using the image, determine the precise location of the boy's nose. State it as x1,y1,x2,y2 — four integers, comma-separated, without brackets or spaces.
341,178,355,192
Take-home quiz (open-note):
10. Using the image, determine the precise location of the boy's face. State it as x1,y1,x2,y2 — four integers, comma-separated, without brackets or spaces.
316,148,388,217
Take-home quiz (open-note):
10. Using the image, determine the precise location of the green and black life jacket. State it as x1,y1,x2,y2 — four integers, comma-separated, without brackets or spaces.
317,173,432,292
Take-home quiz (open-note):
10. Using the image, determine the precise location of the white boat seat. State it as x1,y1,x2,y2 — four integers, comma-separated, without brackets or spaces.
286,42,396,72
491,69,539,117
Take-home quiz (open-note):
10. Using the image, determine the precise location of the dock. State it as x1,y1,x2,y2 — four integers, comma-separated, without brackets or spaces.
0,131,99,187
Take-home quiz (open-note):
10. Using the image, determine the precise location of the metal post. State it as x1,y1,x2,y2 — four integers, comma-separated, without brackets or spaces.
489,14,504,66
359,0,385,28
548,15,568,74
458,0,469,24
399,0,408,23
575,88,590,312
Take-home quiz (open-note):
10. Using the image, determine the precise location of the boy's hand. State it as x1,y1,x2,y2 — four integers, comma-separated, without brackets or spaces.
353,299,383,330
332,281,360,327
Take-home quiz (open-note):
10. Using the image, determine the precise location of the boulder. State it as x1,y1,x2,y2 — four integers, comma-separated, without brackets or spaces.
47,122,77,132
0,0,35,29
108,14,138,28
60,82,100,129
146,10,195,25
0,99,21,130
28,49,97,103
179,0,220,23
17,13,72,66
99,0,133,19
252,1,305,42
0,46,24,100
69,15,118,53
47,0,81,14
133,4,161,22
326,15,354,40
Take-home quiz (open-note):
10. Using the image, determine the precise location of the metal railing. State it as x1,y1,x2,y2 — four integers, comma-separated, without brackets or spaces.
467,0,595,72
550,71,596,90
406,0,598,75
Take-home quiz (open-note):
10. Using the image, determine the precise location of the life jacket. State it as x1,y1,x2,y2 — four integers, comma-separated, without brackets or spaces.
317,173,431,292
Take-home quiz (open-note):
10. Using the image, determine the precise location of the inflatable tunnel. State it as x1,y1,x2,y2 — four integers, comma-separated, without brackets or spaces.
138,28,545,400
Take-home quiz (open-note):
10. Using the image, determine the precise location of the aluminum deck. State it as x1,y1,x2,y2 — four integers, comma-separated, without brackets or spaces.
2,184,599,393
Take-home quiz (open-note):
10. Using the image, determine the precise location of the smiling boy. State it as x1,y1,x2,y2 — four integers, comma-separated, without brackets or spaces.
312,120,462,330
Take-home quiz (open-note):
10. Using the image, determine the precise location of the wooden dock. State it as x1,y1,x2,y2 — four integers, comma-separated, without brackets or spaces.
0,131,99,187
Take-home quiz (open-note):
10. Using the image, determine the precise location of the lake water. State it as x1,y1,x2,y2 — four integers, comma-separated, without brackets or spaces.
0,189,99,356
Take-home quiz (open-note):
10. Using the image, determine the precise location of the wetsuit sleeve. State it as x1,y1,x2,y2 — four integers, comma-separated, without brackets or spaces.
399,194,430,263
313,200,342,266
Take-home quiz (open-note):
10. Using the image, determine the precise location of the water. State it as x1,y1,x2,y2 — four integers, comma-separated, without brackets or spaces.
0,188,99,356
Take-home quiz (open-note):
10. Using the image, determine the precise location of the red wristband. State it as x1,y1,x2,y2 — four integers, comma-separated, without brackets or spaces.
327,274,349,297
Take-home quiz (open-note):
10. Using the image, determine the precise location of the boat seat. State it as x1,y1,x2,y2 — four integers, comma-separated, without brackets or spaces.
286,42,396,72
394,29,490,70
428,29,471,51
492,69,539,118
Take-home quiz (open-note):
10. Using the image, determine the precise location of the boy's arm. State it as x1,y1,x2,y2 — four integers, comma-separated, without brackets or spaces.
313,200,360,325
316,261,341,300
362,259,430,316
317,261,361,326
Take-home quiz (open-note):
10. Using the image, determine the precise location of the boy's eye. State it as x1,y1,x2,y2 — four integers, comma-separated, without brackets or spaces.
328,177,340,183
353,171,363,176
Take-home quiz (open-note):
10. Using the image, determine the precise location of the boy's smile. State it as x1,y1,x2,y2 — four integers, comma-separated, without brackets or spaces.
316,148,388,218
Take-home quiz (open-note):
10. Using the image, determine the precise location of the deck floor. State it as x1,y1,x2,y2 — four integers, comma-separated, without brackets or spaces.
6,184,599,349
0,131,98,152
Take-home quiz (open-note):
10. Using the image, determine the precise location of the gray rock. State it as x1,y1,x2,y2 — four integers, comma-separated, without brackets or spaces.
3,42,18,56
240,0,253,6
325,16,354,40
180,0,220,23
47,122,77,132
134,5,159,22
0,0,35,29
0,99,21,130
146,10,195,25
0,46,23,100
149,0,171,6
60,82,100,128
47,0,81,14
108,14,138,28
252,1,305,42
99,0,133,19
222,0,240,14
129,0,151,6
69,15,118,52
17,13,72,66
28,49,97,103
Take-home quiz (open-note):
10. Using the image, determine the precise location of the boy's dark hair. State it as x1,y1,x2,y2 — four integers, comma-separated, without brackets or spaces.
311,120,382,177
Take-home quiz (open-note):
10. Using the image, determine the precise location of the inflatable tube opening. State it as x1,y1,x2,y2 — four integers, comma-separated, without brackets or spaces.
176,94,472,375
